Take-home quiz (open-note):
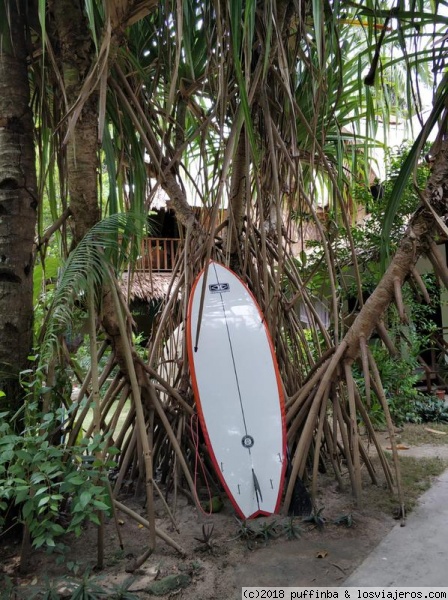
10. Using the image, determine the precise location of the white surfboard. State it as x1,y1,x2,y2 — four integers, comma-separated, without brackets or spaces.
187,261,286,519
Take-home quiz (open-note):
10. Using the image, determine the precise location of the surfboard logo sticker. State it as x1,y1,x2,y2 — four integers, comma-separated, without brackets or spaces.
209,282,230,293
241,435,254,448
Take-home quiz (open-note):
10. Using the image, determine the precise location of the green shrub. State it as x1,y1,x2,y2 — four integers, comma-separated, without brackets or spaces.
407,397,448,424
0,407,116,549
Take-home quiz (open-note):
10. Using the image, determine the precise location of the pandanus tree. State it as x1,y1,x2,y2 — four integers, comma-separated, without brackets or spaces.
1,0,448,567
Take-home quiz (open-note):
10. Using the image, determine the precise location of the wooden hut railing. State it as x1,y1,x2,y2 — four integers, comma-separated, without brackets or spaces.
135,237,180,272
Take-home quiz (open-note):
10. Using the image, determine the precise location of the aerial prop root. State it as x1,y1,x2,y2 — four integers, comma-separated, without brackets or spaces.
367,346,406,524
427,240,448,289
282,340,398,514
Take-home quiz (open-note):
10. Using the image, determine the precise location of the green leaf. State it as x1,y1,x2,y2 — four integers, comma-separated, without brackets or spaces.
33,535,46,549
65,475,85,486
30,472,47,485
38,0,46,60
89,513,101,526
92,500,109,511
0,434,19,445
79,491,92,509
49,522,65,535
15,450,31,461
312,0,324,67
69,513,85,528
84,0,99,53
37,496,50,508
22,499,34,519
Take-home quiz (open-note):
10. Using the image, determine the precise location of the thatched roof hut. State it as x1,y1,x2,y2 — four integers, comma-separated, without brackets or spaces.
119,271,179,303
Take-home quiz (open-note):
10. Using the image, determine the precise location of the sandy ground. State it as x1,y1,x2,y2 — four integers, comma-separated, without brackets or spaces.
1,433,446,599
0,475,396,599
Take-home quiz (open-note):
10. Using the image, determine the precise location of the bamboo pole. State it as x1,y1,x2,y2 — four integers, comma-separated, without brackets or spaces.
88,282,104,570
367,347,405,523
322,419,345,489
83,373,123,439
146,381,203,512
359,336,371,408
354,389,394,491
113,427,137,497
66,345,112,447
333,391,357,497
311,385,330,504
428,240,448,288
108,278,156,562
283,341,348,512
286,362,329,420
114,403,136,453
393,276,407,322
114,500,186,556
344,361,362,504
103,382,130,451
287,391,316,442
410,266,431,303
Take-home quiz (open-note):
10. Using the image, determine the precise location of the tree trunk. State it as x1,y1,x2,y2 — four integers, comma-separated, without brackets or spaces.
0,1,38,411
48,0,100,246
47,1,153,382
223,131,247,269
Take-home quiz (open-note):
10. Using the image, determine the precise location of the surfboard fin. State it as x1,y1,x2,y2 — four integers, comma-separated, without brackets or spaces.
252,469,263,505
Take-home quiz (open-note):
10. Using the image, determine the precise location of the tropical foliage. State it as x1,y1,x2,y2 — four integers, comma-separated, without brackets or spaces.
0,0,448,569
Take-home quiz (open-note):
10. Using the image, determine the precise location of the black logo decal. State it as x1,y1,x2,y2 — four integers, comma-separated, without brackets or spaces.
241,435,254,448
209,282,230,293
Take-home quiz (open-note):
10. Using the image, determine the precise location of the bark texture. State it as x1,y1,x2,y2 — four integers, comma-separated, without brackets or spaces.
48,0,100,245
224,132,247,268
0,1,37,409
47,1,160,382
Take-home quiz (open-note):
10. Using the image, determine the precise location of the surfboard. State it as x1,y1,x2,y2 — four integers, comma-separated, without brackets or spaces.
187,261,287,519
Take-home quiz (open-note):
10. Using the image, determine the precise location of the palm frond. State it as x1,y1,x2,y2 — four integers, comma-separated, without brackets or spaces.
39,212,146,360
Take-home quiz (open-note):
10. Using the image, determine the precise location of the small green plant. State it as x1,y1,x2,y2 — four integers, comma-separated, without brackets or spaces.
332,513,355,527
25,576,68,600
0,576,15,600
408,397,448,424
231,517,281,548
302,506,326,530
0,571,130,600
193,523,215,553
69,570,110,600
256,519,280,544
108,577,140,600
282,517,304,540
231,518,259,549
